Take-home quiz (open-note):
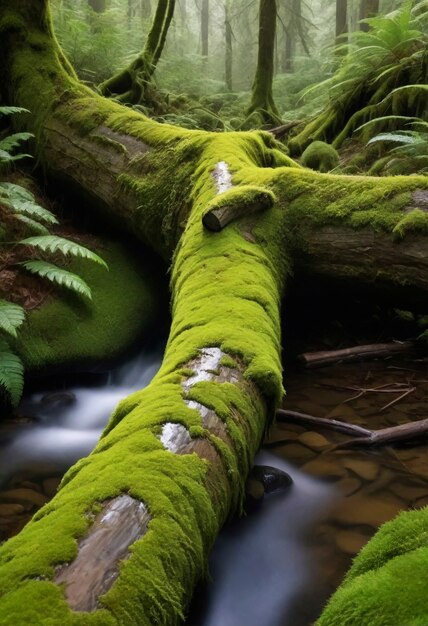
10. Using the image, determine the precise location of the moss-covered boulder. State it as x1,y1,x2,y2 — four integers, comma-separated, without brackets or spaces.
301,141,340,173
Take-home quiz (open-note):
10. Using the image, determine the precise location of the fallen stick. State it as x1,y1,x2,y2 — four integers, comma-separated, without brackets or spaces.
298,341,415,368
276,409,428,449
276,409,372,437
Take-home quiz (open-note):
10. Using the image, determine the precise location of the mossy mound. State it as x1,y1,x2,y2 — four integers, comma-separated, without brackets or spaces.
317,506,428,625
14,239,160,374
301,141,340,173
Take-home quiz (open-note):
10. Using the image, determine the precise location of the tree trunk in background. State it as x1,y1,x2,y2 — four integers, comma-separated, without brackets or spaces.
100,0,176,106
225,0,233,90
88,0,106,12
359,0,379,30
246,0,280,126
201,0,209,62
282,25,294,72
335,0,347,45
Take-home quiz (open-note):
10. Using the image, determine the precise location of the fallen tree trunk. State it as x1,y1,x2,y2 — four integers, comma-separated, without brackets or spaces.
0,3,428,625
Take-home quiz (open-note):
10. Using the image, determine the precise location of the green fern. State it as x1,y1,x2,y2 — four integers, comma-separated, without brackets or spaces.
0,340,24,407
12,215,50,235
0,300,26,338
20,235,108,268
6,198,58,225
19,260,93,300
367,132,418,145
0,132,34,153
0,106,30,117
0,182,35,201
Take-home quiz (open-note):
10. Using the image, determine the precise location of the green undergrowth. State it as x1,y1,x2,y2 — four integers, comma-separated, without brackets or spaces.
13,239,158,373
317,507,428,625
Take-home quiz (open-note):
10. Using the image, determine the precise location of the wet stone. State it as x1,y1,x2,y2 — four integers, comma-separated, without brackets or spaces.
337,477,361,497
336,530,369,555
251,465,293,494
342,459,379,481
41,391,76,406
279,443,314,464
297,431,330,451
302,459,346,482
245,477,265,510
0,503,26,517
389,481,428,502
0,488,48,508
331,497,403,528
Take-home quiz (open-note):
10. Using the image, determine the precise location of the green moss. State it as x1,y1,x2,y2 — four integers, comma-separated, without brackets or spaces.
14,239,158,372
219,355,238,369
317,507,428,626
301,141,340,173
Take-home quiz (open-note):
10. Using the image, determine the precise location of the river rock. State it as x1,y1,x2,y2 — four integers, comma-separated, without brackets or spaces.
278,443,314,463
302,459,346,482
0,488,48,508
337,477,361,496
331,497,402,528
41,391,76,406
0,503,25,517
336,530,369,555
251,465,293,494
297,431,329,451
389,481,428,502
342,459,379,481
245,477,265,509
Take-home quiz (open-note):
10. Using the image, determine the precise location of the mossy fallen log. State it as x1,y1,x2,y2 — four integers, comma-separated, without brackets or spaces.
0,2,428,625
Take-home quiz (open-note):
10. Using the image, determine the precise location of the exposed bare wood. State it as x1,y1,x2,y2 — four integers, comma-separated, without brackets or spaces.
298,341,415,368
55,495,150,611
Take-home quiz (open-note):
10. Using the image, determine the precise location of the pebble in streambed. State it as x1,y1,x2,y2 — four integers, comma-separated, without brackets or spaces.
245,464,293,510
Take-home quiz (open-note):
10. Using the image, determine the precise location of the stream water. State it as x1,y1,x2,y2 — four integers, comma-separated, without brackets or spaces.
0,351,427,625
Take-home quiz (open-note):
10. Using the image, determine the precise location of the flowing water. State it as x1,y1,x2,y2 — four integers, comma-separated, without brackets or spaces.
0,351,427,626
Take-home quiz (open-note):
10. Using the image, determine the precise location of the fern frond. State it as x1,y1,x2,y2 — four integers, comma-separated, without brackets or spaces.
0,149,32,163
12,215,50,235
0,106,30,117
0,132,34,153
367,132,417,145
19,260,92,300
0,182,35,202
20,235,108,269
355,115,419,132
0,300,26,338
7,199,58,225
0,340,24,407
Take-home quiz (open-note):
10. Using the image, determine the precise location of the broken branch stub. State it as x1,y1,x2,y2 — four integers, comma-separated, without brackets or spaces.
203,186,275,232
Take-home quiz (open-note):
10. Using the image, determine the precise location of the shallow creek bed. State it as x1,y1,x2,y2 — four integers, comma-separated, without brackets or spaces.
0,354,427,626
